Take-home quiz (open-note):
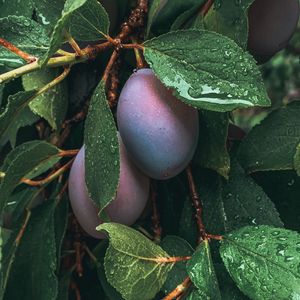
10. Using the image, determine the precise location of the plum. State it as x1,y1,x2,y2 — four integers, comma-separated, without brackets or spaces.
68,136,150,239
248,0,299,62
117,68,199,180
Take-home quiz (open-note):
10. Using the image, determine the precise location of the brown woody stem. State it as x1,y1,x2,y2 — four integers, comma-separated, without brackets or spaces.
21,158,75,187
186,166,206,244
163,277,192,300
0,38,36,63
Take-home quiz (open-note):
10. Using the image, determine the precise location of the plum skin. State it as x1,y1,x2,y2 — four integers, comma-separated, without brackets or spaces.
117,69,199,180
68,138,150,239
248,0,299,62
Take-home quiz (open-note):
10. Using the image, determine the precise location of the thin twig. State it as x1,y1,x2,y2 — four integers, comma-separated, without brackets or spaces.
186,166,206,244
201,0,214,16
21,158,75,187
163,277,192,300
0,38,36,63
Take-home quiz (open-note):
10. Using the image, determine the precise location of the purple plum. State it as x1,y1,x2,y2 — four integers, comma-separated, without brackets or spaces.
117,68,199,180
248,0,299,62
68,136,150,239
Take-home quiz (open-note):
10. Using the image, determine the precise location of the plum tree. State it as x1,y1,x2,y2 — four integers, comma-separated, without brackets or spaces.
117,68,199,180
248,0,299,62
68,136,150,239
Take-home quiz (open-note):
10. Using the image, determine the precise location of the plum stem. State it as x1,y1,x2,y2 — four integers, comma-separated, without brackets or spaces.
70,281,81,300
186,166,224,243
186,166,206,244
163,277,192,300
0,37,36,63
65,33,85,56
102,50,119,83
21,158,75,187
201,0,214,16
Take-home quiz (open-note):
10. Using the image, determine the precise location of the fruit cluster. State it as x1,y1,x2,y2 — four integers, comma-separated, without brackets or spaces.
68,0,299,238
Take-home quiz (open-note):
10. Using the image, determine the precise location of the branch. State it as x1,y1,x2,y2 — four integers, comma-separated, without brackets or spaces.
201,0,213,16
21,158,75,187
186,166,206,244
0,38,36,63
163,277,191,300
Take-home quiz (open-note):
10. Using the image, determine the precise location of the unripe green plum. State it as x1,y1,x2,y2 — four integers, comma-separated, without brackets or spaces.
68,137,150,239
248,0,299,62
117,69,199,180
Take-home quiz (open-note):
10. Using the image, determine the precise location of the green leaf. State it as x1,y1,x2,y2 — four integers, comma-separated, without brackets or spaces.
194,111,230,178
0,90,40,148
194,162,283,235
220,225,300,299
220,159,283,231
187,240,221,299
293,143,300,176
0,0,34,19
215,263,250,300
54,199,68,269
69,0,109,41
56,271,72,300
98,223,174,300
171,4,204,31
146,0,167,37
204,0,255,48
0,188,41,299
148,0,205,36
0,16,49,66
0,141,60,211
160,236,194,294
4,201,58,300
0,84,4,106
40,0,109,65
33,0,65,32
144,30,270,112
84,81,119,218
237,102,300,173
253,170,300,232
22,68,68,130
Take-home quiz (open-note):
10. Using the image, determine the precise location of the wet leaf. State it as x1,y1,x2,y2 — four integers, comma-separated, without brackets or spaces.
0,141,60,211
220,225,300,299
237,102,300,173
40,0,108,65
186,240,221,299
0,0,34,19
147,0,205,36
194,111,230,178
0,16,49,67
160,236,194,294
84,80,119,219
171,4,204,31
4,201,58,300
205,0,255,48
22,68,68,130
193,162,283,235
69,0,109,41
146,0,168,37
144,30,270,112
293,143,300,176
33,0,65,32
252,170,300,232
98,223,174,300
0,90,40,148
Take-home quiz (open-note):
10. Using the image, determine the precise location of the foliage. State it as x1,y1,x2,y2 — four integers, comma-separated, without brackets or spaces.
0,0,300,299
